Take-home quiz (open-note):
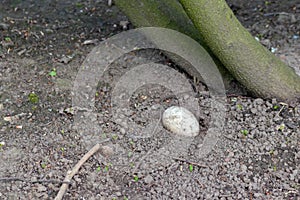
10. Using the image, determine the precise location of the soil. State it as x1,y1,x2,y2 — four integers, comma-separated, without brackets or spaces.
0,0,299,199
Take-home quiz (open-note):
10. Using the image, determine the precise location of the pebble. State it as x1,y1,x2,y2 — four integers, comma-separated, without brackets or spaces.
37,185,47,192
101,145,114,157
0,23,9,30
162,106,199,137
144,175,154,184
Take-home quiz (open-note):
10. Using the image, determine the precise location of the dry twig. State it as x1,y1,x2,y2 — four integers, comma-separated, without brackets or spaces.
0,177,69,184
55,139,110,200
173,157,208,168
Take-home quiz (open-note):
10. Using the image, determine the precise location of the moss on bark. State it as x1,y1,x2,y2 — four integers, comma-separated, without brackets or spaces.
115,0,300,102
179,0,300,101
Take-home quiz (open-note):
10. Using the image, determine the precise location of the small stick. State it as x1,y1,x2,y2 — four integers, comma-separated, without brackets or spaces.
173,157,208,168
275,102,288,117
55,139,110,200
0,177,69,184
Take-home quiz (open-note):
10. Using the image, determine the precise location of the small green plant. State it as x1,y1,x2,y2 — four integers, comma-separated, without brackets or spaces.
273,165,277,171
240,129,249,136
60,147,65,152
129,162,135,168
60,129,65,135
112,134,118,140
189,164,194,172
49,68,57,77
41,163,47,169
4,37,11,42
277,123,285,131
96,166,101,172
231,97,237,102
273,105,279,110
0,141,5,149
28,92,39,104
75,2,84,8
133,175,139,182
123,196,128,200
236,104,243,110
104,163,112,172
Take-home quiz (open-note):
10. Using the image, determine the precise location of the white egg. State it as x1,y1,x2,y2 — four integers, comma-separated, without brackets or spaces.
162,106,199,137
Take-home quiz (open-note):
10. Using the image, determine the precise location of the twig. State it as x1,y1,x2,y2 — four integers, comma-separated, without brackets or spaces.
275,102,288,117
55,139,110,200
173,157,208,168
0,177,69,184
263,12,291,17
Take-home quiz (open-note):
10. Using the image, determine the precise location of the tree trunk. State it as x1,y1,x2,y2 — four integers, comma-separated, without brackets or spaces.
114,0,300,102
114,0,236,90
179,0,300,102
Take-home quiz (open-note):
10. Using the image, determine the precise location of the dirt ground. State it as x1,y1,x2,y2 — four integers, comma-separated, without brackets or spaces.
0,0,299,199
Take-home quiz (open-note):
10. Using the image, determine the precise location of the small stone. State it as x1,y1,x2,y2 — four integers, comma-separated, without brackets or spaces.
37,184,47,192
162,106,199,137
115,192,122,197
281,143,287,148
144,175,154,184
241,164,247,172
0,23,9,30
250,108,257,114
100,145,114,157
253,98,264,105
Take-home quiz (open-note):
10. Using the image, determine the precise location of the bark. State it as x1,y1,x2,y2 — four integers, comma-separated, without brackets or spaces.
179,0,300,102
114,0,235,88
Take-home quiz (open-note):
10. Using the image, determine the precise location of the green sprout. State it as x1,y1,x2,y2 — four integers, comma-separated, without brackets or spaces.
41,163,47,169
5,37,11,42
0,141,5,149
124,197,129,200
133,175,139,182
277,124,285,131
104,163,112,172
129,162,135,168
189,164,194,172
231,97,237,102
112,134,118,140
240,129,249,136
61,147,65,152
96,166,101,172
49,68,57,77
273,105,279,110
129,140,135,145
236,104,243,110
28,92,39,104
75,2,84,8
